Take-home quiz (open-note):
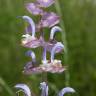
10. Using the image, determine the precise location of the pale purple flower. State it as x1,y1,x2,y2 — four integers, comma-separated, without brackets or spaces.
37,0,55,7
24,50,37,70
58,87,75,96
42,26,63,53
43,42,64,56
25,3,44,15
38,12,60,28
24,51,65,74
40,82,48,96
23,51,43,74
22,16,35,37
21,16,41,48
14,84,31,96
39,42,65,73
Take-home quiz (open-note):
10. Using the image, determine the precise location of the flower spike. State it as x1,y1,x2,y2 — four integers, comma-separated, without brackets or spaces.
51,42,64,62
22,16,35,38
14,84,31,96
40,82,48,96
50,26,62,40
58,87,75,96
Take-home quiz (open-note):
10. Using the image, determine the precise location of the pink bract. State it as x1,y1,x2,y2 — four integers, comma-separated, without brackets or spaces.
37,0,55,7
26,3,43,15
38,12,60,28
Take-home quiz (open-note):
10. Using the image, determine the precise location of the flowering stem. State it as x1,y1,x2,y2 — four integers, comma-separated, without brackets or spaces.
54,0,70,86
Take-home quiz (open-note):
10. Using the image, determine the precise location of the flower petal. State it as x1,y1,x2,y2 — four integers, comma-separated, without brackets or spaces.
58,87,75,96
14,84,31,96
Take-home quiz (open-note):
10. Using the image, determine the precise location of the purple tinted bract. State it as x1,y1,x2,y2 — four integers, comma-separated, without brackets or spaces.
26,3,43,15
37,0,55,7
38,12,60,28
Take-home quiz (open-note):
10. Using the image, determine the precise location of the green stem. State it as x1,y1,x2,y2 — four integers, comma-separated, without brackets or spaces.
54,0,70,86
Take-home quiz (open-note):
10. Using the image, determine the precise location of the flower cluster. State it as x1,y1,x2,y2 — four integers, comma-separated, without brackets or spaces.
15,0,75,96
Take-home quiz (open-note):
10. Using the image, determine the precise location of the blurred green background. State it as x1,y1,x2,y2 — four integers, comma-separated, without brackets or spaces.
0,0,96,96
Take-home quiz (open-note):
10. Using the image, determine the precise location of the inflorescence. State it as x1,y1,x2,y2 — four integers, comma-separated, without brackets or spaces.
15,0,75,96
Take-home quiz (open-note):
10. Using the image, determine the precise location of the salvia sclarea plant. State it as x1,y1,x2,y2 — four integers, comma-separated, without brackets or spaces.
15,0,76,96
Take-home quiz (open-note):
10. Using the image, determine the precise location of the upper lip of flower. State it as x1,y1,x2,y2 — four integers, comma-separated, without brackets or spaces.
22,16,36,38
51,42,64,62
50,26,62,40
58,87,75,96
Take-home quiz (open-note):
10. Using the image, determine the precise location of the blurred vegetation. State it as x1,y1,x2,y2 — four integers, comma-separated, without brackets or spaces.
0,0,96,96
